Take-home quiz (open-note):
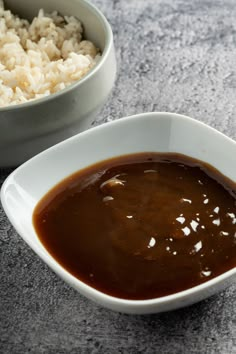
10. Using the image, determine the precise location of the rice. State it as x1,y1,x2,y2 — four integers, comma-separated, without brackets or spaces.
0,1,101,107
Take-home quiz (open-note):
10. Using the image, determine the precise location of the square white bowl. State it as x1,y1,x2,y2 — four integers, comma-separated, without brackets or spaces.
1,112,236,314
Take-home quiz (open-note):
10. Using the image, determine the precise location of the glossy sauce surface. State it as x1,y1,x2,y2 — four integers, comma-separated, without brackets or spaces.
33,153,236,300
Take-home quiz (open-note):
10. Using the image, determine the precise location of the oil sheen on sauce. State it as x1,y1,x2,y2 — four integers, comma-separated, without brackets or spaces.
33,153,236,300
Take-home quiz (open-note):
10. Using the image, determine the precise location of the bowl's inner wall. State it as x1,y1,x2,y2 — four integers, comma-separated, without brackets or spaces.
4,0,107,50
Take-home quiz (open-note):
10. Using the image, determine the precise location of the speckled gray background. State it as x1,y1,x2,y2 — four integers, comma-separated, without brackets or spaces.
1,0,236,353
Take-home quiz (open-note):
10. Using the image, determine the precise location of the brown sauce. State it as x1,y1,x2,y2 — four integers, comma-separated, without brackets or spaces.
33,153,236,300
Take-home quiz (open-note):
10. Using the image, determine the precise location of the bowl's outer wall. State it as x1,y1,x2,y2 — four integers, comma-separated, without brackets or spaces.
0,0,116,166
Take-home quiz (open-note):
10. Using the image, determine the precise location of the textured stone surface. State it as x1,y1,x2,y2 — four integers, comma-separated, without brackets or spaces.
1,0,236,353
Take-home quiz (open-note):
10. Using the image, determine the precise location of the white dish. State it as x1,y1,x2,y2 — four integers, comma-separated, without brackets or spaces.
1,0,116,167
1,112,236,314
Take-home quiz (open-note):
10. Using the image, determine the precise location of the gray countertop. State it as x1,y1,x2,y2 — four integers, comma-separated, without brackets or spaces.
1,0,236,353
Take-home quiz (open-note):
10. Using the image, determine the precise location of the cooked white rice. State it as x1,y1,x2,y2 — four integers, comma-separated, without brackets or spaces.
0,1,101,107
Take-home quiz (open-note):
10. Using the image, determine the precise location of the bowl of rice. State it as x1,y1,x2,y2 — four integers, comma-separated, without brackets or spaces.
0,0,116,166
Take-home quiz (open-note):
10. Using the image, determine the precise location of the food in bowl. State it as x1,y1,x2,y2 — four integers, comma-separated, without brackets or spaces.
2,112,236,312
0,0,101,106
33,152,236,300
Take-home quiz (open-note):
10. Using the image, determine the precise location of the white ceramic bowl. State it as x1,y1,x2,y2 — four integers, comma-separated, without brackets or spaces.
1,112,236,314
0,0,116,167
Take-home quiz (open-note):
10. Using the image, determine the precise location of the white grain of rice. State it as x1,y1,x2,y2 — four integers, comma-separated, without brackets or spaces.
0,1,101,107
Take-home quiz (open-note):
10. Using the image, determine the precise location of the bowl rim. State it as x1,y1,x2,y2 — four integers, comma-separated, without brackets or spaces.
1,112,236,310
0,0,113,112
